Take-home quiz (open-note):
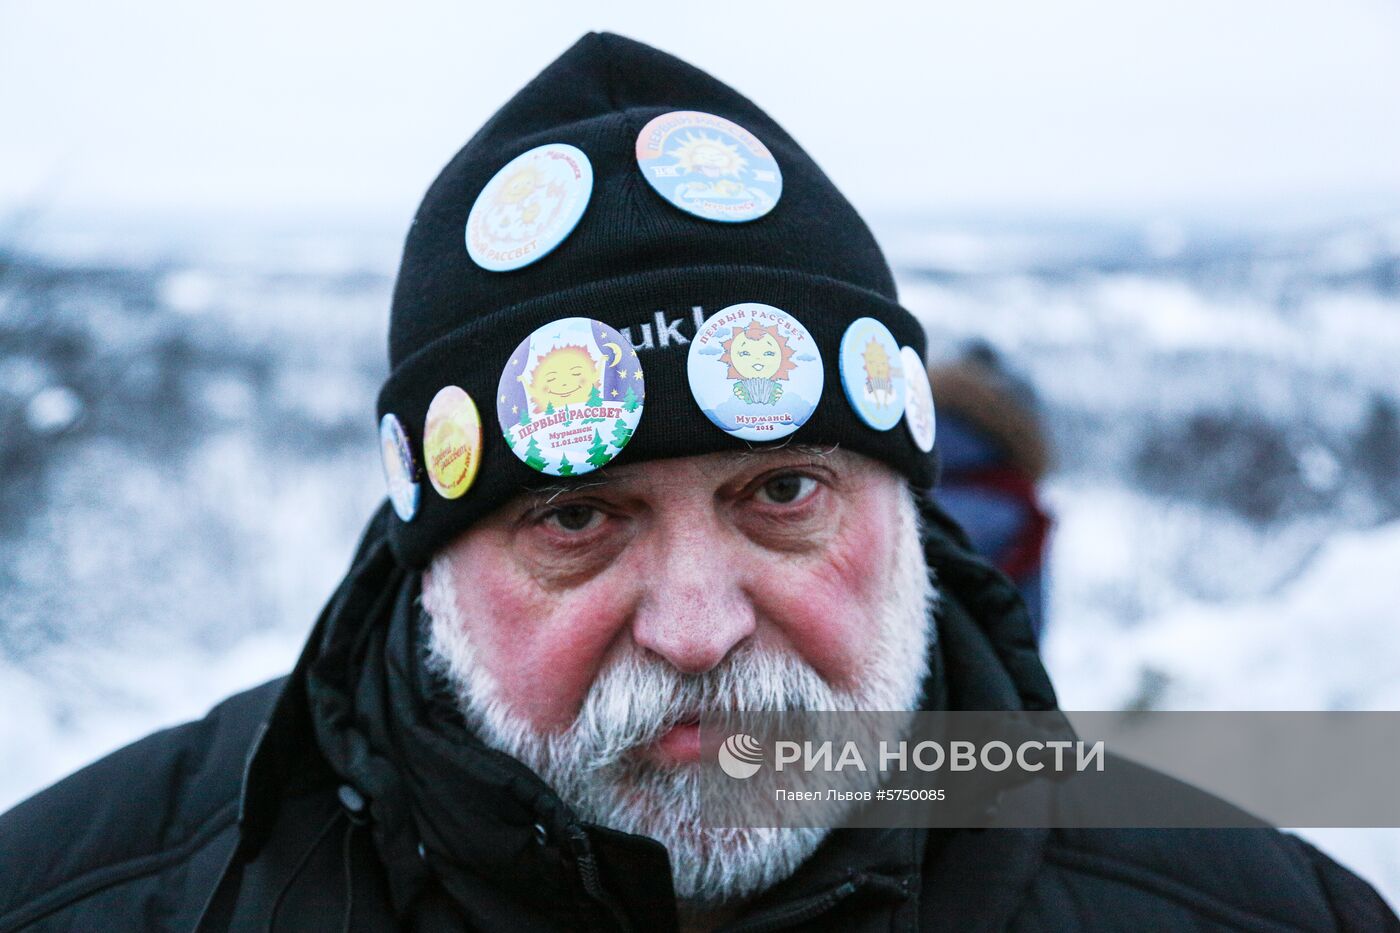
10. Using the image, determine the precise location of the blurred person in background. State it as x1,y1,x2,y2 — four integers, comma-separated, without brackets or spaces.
929,340,1053,640
1,32,1395,933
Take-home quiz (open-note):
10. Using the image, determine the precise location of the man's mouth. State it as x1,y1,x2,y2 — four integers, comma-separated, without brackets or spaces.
653,716,702,763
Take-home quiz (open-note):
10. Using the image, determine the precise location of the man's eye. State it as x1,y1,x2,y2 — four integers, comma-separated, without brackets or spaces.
754,474,818,506
545,504,602,533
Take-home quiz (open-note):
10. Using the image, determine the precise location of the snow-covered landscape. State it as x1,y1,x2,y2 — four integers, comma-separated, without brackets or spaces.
2,214,1397,905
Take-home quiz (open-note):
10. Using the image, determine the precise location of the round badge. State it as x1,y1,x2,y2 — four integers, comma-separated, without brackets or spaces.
635,111,782,223
465,143,593,272
497,318,645,477
900,346,936,453
687,303,823,441
839,318,907,431
379,414,420,522
423,386,483,499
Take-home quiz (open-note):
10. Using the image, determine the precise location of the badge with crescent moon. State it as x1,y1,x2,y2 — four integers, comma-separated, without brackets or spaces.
496,317,645,476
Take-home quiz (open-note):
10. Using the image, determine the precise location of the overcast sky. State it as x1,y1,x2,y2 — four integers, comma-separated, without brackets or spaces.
3,1,1399,235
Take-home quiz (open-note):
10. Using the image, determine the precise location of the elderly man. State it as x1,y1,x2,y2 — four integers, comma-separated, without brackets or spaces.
1,33,1394,933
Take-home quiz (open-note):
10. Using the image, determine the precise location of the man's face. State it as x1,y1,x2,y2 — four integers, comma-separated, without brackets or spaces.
422,447,934,906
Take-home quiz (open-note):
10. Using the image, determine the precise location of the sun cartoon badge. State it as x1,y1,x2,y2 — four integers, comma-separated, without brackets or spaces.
635,112,783,223
521,344,602,415
838,317,906,431
862,338,895,407
688,302,823,441
721,320,798,405
497,318,645,477
421,386,483,500
465,144,594,272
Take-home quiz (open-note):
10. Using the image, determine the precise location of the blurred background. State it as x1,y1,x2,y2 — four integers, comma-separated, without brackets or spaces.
2,0,1397,907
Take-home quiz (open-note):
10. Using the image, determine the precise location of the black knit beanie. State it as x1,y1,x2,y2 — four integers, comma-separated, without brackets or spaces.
376,32,937,569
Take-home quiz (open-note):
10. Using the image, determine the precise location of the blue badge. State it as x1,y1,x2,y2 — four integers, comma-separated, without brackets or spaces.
635,111,782,223
839,318,906,431
687,303,823,441
379,413,420,521
900,346,936,452
465,143,593,272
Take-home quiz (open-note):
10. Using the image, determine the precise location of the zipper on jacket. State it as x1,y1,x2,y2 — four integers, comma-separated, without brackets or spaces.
567,824,634,931
721,879,858,933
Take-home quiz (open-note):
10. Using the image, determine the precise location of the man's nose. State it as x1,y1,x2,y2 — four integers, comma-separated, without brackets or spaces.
629,522,756,675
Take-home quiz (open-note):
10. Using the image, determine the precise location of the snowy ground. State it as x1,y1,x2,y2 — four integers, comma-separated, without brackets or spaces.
1,214,1397,908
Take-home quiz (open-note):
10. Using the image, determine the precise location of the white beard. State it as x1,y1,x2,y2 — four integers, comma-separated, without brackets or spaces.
421,485,936,910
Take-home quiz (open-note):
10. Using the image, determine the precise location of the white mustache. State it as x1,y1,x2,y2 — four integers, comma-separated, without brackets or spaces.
572,642,844,771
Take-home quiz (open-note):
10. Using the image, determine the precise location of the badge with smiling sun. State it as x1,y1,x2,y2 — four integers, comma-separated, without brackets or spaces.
465,143,594,272
634,111,783,223
687,302,824,443
497,317,645,477
838,317,907,432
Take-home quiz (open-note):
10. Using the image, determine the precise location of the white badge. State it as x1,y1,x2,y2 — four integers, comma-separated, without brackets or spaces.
465,143,593,272
687,303,823,441
900,346,936,452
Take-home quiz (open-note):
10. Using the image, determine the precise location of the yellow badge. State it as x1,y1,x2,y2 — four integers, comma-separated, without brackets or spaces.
423,386,483,499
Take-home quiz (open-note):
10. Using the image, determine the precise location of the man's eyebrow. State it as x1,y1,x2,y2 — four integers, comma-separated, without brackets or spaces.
731,442,841,464
522,444,845,506
529,476,616,505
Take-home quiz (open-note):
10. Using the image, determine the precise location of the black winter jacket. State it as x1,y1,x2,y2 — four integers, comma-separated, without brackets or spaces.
2,502,1395,932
